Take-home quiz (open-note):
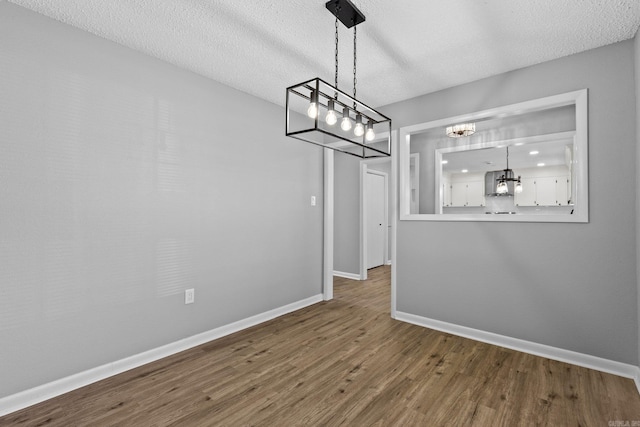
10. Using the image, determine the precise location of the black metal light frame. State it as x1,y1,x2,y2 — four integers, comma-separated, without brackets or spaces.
284,0,391,159
286,77,392,158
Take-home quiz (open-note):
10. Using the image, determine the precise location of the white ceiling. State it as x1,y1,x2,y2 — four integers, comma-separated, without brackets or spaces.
442,138,572,175
8,0,640,108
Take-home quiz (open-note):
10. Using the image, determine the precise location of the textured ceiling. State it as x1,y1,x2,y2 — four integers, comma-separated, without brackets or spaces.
8,0,640,108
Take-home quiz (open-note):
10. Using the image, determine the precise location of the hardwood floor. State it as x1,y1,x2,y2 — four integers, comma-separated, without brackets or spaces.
3,265,640,426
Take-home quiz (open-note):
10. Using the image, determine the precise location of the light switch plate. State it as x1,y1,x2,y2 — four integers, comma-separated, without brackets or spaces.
185,288,195,304
311,196,316,206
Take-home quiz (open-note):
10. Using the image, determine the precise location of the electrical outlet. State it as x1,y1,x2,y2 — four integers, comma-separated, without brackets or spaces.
185,288,195,304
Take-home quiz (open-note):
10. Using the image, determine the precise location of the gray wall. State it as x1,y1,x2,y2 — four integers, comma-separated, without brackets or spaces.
381,40,638,364
334,154,360,274
334,157,393,275
0,3,323,398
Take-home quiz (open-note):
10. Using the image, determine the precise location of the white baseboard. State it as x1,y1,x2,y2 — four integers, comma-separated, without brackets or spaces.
395,311,639,383
0,294,323,417
333,270,361,280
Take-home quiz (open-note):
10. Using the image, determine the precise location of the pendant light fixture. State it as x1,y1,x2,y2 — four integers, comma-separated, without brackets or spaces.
285,0,391,158
496,146,523,194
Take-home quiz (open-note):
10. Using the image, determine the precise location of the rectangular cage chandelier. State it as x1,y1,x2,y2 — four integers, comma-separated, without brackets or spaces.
285,0,392,158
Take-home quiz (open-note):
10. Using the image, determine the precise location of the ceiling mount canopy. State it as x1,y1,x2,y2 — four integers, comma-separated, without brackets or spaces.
325,0,365,28
285,0,391,158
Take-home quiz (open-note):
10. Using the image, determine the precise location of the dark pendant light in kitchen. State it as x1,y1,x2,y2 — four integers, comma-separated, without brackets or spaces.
496,147,523,194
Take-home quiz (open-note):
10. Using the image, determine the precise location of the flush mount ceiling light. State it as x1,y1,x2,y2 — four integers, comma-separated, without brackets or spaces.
446,123,476,138
496,146,523,194
285,0,391,158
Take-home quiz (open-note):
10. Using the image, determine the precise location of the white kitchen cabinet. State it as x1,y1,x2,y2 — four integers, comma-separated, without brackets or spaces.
556,177,570,205
442,180,451,207
409,155,419,214
515,177,537,206
535,177,557,206
515,175,570,206
466,181,485,206
449,181,484,207
450,182,467,207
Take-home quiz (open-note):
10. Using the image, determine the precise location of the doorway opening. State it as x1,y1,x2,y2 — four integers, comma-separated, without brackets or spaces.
360,158,392,279
324,138,398,319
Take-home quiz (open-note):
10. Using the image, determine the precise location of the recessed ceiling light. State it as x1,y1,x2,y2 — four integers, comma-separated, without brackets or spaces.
461,169,468,173
514,142,524,146
537,162,545,167
441,160,448,164
529,150,539,155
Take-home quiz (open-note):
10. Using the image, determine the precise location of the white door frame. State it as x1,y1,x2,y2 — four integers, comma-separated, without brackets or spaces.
323,131,398,319
360,165,389,279
323,148,334,301
391,134,397,318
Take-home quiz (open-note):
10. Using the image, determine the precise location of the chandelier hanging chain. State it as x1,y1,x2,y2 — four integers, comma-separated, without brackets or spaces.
353,26,357,109
334,16,339,97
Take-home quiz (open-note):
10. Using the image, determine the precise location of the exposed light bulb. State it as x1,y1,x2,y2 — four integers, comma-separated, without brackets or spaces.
365,121,375,141
340,107,352,131
307,90,318,118
354,114,364,137
365,128,375,141
326,109,337,125
307,102,318,118
496,180,508,194
515,181,523,194
515,177,523,194
325,100,337,125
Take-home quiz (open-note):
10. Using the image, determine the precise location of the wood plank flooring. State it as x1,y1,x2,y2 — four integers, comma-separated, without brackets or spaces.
3,265,640,425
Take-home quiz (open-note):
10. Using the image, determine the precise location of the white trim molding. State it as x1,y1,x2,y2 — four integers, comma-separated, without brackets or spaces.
398,88,588,223
323,148,334,301
0,294,323,417
396,311,639,383
333,270,362,280
390,130,398,319
359,162,368,281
